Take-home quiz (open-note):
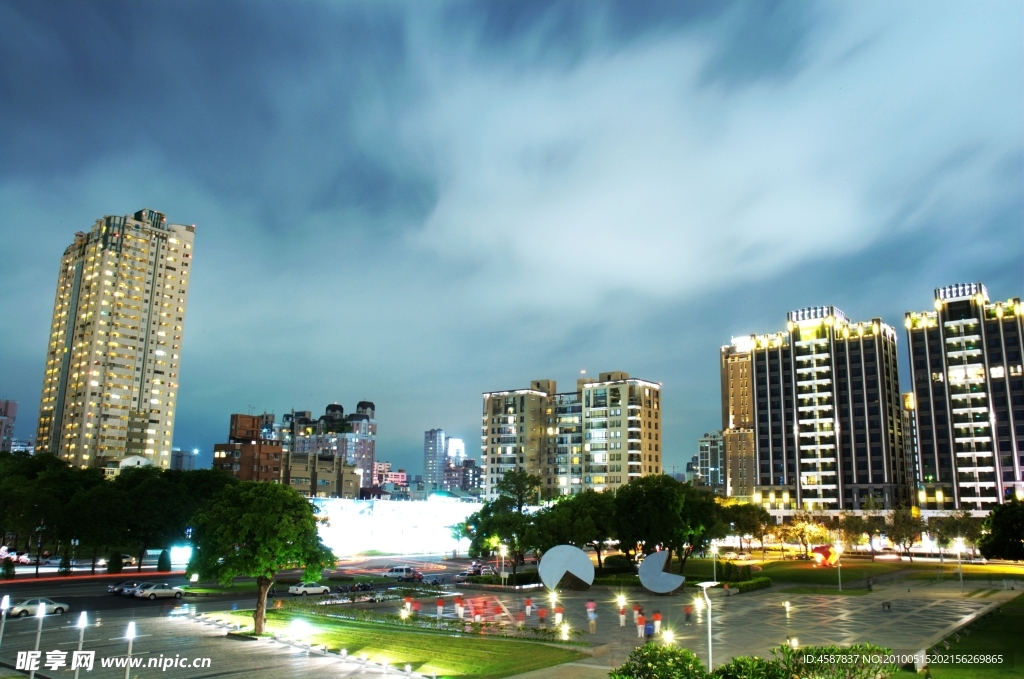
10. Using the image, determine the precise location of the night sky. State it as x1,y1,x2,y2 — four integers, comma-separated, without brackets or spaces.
1,1,1021,475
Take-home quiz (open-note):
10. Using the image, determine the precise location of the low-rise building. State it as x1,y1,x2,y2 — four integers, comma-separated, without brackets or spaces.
212,413,283,482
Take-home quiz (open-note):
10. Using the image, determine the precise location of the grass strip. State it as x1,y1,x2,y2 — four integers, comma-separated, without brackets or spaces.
924,592,1024,679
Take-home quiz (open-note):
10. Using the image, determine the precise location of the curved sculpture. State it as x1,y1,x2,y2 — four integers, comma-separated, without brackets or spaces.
538,545,595,590
638,551,685,593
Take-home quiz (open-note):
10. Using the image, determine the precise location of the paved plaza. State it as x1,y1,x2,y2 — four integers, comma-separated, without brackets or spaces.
0,579,1013,679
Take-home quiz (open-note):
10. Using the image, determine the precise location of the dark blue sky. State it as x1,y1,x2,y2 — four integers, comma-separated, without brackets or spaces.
1,1,1021,474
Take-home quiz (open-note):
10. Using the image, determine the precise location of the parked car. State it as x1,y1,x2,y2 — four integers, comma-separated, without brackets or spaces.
120,555,138,566
288,582,331,596
477,566,496,576
9,598,69,617
382,566,422,581
14,552,36,565
122,582,154,597
73,557,107,568
108,581,144,595
454,571,473,583
721,551,739,560
134,583,184,600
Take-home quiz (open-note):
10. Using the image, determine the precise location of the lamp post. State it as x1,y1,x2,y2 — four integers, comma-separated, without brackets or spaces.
73,613,87,679
834,542,843,592
0,595,9,651
697,581,717,669
124,622,135,679
29,602,45,679
710,544,718,583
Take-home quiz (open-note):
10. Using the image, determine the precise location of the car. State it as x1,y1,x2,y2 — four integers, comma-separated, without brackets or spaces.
477,566,496,576
734,553,752,561
8,598,69,617
288,582,331,596
454,571,473,583
73,557,107,568
108,581,144,595
122,582,154,597
14,552,36,565
721,551,739,560
134,583,184,600
120,555,138,566
382,566,420,581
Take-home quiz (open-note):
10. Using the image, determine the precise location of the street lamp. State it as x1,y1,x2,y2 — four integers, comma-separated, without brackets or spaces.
124,622,135,679
73,613,88,679
710,544,719,583
696,581,718,669
0,595,8,651
29,603,45,679
834,542,843,592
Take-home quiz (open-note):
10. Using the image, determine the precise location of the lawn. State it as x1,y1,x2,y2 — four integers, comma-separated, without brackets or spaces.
918,592,1024,679
905,563,1024,583
779,586,870,596
187,574,390,594
757,559,903,585
211,609,586,679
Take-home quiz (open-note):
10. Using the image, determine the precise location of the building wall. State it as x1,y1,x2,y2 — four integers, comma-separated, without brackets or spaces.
724,429,755,500
423,428,446,487
697,431,726,492
0,400,16,453
35,209,193,469
283,451,359,498
212,440,282,482
906,283,1023,509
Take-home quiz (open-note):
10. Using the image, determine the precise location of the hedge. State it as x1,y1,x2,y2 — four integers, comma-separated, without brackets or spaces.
731,577,771,593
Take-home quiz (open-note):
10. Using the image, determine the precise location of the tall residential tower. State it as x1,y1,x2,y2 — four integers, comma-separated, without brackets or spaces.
35,209,194,469
906,283,1023,509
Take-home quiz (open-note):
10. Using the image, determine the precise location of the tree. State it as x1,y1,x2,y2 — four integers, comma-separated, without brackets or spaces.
978,499,1024,561
614,475,686,564
887,507,923,561
463,471,541,584
188,482,334,635
860,496,885,555
725,504,771,554
676,485,728,572
839,512,870,552
940,510,984,558
116,467,192,570
535,490,616,568
781,511,829,557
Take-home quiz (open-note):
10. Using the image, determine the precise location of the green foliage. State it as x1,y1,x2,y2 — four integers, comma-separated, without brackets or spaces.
712,655,788,679
107,552,124,574
1,557,15,579
463,471,542,582
58,552,72,576
723,504,772,553
535,489,616,566
157,548,171,572
732,576,771,593
887,506,924,560
188,481,334,634
610,644,708,679
614,475,687,558
771,643,899,679
979,498,1024,561
602,554,634,571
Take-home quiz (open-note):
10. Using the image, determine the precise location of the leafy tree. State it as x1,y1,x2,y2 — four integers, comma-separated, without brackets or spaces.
939,509,984,558
66,483,129,573
115,467,192,570
839,512,870,552
886,507,923,561
463,471,541,583
978,499,1024,561
535,490,616,568
157,549,172,572
188,482,335,634
107,552,124,574
725,503,771,553
614,475,686,564
676,485,728,572
860,496,885,555
781,511,829,557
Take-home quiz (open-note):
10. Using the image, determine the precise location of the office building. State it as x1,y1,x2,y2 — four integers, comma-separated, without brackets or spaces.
697,431,726,493
212,413,283,482
720,339,756,500
906,283,1023,509
0,400,16,453
482,372,662,498
170,447,196,470
724,305,912,511
35,208,194,469
424,428,446,486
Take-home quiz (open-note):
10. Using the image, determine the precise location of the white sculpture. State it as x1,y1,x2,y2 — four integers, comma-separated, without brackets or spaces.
538,545,595,590
638,551,685,593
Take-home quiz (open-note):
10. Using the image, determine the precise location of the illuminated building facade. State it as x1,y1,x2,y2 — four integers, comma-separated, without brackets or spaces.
482,372,662,498
213,413,283,482
727,306,912,510
720,340,756,500
906,283,1023,509
423,428,446,486
35,208,194,469
697,431,726,493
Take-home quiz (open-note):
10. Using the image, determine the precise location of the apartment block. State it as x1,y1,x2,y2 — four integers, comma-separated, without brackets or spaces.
35,208,194,469
906,283,1023,509
720,339,756,500
482,372,662,498
697,431,726,494
424,429,446,486
282,450,359,498
289,402,377,487
724,305,912,511
212,413,283,482
0,400,16,453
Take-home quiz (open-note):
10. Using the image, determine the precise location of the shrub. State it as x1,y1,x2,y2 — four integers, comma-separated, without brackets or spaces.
712,655,788,679
734,577,771,593
739,565,752,581
157,549,171,572
58,553,72,576
610,643,708,679
107,552,123,574
1,557,15,580
771,643,899,679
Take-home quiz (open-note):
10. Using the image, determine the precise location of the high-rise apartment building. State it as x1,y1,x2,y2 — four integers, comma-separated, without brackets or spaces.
720,339,756,500
697,431,726,494
424,428,446,486
482,372,662,498
0,400,16,453
35,209,194,469
906,283,1023,509
724,306,912,511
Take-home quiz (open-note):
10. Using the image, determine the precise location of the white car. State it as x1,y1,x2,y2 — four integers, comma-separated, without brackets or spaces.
288,582,330,596
9,598,69,617
135,583,184,600
123,582,154,597
382,566,422,581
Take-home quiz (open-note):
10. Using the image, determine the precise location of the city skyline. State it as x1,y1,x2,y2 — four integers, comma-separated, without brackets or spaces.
1,2,1021,476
